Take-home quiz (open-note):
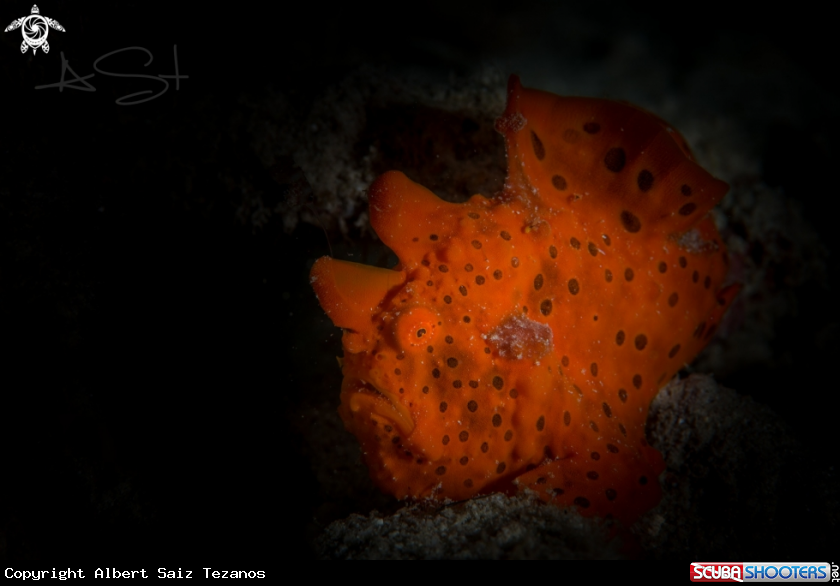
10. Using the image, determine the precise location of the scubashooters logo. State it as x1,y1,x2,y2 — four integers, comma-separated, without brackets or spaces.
690,563,832,582
4,5,64,54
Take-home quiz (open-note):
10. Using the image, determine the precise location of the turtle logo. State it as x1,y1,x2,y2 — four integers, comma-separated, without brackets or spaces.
5,5,65,55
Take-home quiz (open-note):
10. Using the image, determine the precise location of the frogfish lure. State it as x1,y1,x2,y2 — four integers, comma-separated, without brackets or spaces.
310,75,739,525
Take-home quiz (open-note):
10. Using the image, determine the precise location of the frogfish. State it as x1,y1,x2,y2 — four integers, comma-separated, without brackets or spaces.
310,75,739,526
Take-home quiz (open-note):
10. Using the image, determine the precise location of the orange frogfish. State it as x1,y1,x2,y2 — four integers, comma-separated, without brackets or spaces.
310,75,739,526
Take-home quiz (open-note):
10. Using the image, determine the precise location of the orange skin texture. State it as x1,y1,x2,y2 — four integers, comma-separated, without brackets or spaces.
310,75,739,526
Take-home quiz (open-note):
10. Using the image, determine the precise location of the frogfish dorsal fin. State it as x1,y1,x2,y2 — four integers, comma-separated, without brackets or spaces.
498,74,729,241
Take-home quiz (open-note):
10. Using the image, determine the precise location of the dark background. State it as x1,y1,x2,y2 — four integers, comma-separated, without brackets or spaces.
1,0,836,561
